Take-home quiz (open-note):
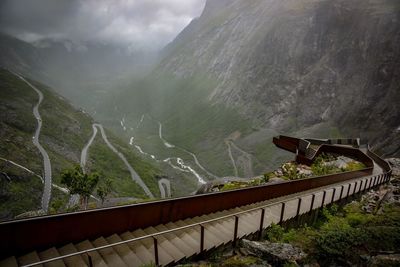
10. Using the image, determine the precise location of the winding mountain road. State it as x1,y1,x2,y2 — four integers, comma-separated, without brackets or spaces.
225,140,254,180
134,115,208,185
81,123,154,199
158,178,171,198
80,124,98,172
14,73,52,213
226,141,239,177
156,119,218,179
0,157,68,194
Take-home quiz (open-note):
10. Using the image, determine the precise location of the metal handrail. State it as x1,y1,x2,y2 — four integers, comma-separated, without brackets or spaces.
21,160,390,267
18,146,392,267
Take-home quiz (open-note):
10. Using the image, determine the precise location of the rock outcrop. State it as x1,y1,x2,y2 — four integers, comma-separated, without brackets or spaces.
240,239,307,266
158,0,400,156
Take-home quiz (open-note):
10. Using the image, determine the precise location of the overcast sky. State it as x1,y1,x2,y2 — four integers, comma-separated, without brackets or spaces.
0,0,206,51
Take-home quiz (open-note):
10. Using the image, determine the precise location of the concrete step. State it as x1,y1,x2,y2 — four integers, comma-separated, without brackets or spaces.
213,209,258,238
207,213,235,242
201,214,233,244
164,222,199,253
58,243,87,267
18,251,42,267
131,229,175,266
92,237,127,267
38,247,66,267
105,234,144,267
119,231,154,266
197,215,232,242
173,220,215,251
142,226,186,262
75,240,107,267
0,256,18,267
189,216,225,248
154,224,197,257
181,218,217,250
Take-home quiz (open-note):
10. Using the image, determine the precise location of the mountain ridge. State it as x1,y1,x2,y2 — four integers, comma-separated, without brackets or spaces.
154,0,400,154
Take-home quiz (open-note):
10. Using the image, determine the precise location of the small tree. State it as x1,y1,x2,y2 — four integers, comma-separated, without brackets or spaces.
97,178,112,206
61,165,99,209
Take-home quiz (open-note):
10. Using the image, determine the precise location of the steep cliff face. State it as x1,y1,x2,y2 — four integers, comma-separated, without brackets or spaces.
157,0,400,155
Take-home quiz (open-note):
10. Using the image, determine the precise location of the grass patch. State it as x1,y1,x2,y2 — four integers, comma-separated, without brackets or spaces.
264,202,400,266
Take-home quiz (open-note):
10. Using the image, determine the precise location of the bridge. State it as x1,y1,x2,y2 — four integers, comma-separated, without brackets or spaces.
0,136,392,267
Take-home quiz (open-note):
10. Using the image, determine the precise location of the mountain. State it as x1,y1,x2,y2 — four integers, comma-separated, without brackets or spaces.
103,0,400,180
0,33,157,110
0,68,178,221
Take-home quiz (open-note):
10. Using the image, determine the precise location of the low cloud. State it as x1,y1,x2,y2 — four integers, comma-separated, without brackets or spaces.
0,0,206,50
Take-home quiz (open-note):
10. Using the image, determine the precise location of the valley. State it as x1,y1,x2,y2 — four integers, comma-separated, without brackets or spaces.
0,69,164,220
0,0,399,223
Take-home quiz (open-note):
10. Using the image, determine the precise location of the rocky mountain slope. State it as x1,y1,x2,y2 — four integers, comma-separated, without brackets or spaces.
0,69,163,221
160,0,400,151
107,0,399,179
0,33,157,109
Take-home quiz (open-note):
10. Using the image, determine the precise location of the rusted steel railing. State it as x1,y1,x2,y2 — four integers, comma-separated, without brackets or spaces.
0,137,389,260
20,165,390,267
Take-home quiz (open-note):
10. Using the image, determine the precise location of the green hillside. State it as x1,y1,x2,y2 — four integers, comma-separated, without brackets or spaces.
99,71,292,181
0,69,162,221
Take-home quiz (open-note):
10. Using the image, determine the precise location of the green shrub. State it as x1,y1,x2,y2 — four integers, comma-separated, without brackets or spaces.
263,172,275,182
315,227,367,260
346,212,373,227
282,162,298,180
222,256,260,266
343,161,366,171
266,223,284,242
311,154,341,176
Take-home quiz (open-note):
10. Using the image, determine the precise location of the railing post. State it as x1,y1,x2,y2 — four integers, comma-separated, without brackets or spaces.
279,202,286,223
200,225,204,253
233,216,239,247
296,197,303,225
353,181,358,195
258,209,265,240
321,190,326,207
86,253,93,267
153,237,159,266
363,178,368,191
368,177,373,189
346,184,351,199
296,198,302,216
339,185,344,200
309,194,315,212
331,188,336,203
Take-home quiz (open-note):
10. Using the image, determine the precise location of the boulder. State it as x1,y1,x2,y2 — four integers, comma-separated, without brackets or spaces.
387,158,400,177
369,254,400,267
324,156,353,169
240,239,307,266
